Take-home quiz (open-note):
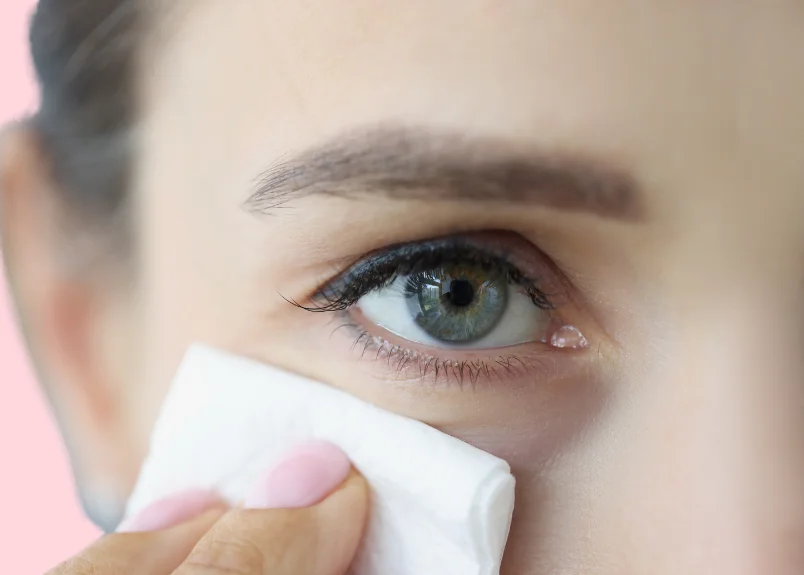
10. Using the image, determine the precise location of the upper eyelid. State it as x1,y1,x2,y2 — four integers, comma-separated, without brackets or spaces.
332,238,523,281
323,241,519,293
317,230,551,289
305,238,559,313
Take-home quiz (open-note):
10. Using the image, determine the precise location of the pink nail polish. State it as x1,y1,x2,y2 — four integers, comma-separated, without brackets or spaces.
244,440,351,509
116,489,223,533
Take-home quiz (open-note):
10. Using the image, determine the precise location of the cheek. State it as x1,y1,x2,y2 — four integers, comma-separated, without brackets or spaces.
436,378,612,573
460,419,604,574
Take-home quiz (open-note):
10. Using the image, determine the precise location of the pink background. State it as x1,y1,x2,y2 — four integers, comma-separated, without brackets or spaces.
1,1,102,573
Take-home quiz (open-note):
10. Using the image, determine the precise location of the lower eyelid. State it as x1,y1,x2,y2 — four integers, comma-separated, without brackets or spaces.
336,306,588,368
334,307,585,388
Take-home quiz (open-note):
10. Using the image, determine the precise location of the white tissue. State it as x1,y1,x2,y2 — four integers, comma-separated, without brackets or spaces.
126,345,515,575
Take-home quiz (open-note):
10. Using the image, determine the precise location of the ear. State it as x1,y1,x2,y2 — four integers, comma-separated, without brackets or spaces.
0,124,141,530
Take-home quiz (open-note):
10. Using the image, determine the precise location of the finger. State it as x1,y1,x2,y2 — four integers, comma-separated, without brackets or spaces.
174,441,369,575
117,489,226,533
47,507,225,575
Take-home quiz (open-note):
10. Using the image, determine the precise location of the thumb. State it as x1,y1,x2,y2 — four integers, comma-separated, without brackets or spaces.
174,441,369,575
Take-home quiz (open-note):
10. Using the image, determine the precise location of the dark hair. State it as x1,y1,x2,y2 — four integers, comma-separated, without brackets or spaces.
28,0,141,246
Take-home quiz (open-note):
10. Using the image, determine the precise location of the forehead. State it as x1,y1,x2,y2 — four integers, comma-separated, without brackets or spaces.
140,1,804,221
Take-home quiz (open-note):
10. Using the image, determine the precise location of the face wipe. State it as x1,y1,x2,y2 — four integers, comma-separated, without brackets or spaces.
125,345,515,575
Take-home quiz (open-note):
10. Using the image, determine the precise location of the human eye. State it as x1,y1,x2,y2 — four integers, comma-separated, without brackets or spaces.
289,232,592,385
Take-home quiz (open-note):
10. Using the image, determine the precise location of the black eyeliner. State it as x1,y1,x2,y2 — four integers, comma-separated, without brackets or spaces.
288,237,555,313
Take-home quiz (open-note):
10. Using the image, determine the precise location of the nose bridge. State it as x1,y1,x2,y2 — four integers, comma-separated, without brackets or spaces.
634,255,804,573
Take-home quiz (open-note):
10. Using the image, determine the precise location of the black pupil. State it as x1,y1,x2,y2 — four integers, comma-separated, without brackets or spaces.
444,279,475,307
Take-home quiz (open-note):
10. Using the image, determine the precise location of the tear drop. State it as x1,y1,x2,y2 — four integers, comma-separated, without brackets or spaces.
549,325,589,350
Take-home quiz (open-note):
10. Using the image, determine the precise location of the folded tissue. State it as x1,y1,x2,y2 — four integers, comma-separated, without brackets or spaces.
125,345,515,575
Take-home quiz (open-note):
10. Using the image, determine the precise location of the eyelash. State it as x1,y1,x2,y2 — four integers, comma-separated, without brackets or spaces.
332,315,560,388
287,239,556,314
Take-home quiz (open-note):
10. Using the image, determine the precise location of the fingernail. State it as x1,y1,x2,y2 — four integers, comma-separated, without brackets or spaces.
117,489,223,533
244,440,351,509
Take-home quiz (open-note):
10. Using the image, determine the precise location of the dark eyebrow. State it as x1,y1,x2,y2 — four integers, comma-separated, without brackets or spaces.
246,126,644,220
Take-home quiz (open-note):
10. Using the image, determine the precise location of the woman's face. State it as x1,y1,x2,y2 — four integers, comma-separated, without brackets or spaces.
18,1,804,573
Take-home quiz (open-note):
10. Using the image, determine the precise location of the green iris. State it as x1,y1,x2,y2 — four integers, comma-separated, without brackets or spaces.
404,264,508,343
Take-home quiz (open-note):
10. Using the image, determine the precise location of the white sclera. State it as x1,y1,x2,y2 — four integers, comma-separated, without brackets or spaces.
357,276,551,350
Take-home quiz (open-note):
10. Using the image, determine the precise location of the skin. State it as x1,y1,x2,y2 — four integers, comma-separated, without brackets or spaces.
2,1,804,573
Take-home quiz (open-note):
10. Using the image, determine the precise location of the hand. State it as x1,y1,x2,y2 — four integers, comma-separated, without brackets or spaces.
48,442,368,575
